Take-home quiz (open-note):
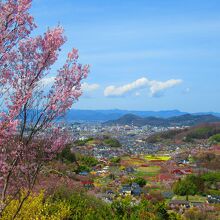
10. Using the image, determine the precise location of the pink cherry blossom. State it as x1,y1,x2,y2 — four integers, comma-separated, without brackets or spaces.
0,0,89,213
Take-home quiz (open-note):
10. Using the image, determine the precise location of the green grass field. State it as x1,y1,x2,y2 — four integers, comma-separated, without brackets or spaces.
172,195,207,202
135,166,161,178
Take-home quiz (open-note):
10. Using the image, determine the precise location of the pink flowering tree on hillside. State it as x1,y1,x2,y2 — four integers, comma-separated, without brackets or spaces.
0,0,89,216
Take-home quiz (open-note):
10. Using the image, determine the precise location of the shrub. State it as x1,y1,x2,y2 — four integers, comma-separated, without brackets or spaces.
1,188,181,220
201,172,220,182
75,165,91,173
1,191,71,220
58,145,76,163
110,157,121,163
1,191,45,220
134,177,147,187
173,178,197,200
79,155,98,167
51,187,114,220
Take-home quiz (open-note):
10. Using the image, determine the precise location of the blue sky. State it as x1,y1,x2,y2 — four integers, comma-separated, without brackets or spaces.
31,0,220,112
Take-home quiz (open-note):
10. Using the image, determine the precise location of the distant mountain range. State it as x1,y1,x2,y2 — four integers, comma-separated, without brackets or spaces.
65,109,220,123
103,113,220,127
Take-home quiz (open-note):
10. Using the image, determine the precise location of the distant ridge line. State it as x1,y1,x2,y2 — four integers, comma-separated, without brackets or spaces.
103,113,220,127
66,109,220,122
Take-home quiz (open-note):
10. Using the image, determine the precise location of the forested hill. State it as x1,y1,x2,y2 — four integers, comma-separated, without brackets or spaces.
104,114,220,127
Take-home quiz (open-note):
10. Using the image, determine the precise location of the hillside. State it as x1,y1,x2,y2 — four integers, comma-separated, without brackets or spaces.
104,114,220,127
167,114,220,126
146,122,220,143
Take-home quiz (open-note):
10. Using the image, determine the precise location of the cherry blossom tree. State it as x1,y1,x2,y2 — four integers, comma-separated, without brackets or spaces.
0,0,89,216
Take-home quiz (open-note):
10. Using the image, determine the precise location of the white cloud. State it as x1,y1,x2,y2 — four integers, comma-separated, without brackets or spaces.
104,77,182,97
148,79,183,97
81,82,100,92
104,78,148,97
